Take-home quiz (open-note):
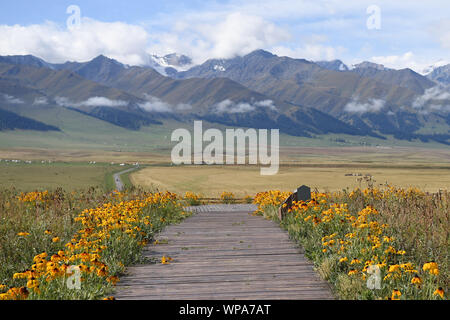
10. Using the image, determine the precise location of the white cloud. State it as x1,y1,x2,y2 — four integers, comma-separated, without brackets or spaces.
174,103,192,111
214,99,253,113
146,12,290,64
139,94,192,113
344,96,385,113
33,97,48,105
432,19,450,50
0,19,149,65
255,99,276,110
0,1,448,71
213,99,277,113
272,43,346,62
2,94,24,104
55,96,128,108
369,52,436,73
139,96,172,113
0,12,289,66
81,97,128,107
55,94,190,113
412,85,450,111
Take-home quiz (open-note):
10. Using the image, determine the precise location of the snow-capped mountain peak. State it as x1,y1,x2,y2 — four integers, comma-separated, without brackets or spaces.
419,59,449,76
144,53,193,76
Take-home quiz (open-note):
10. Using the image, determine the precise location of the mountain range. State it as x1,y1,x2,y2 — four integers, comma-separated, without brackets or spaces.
0,50,449,145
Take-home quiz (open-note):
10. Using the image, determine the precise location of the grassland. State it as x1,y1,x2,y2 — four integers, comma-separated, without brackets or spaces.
130,144,450,197
1,143,449,195
0,161,133,192
130,164,450,197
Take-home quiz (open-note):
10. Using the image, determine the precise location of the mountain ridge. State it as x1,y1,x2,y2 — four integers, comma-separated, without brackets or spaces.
0,52,449,145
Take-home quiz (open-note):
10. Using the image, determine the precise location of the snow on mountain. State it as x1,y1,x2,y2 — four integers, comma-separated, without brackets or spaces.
315,59,349,71
144,53,193,76
351,61,390,71
213,64,226,72
419,60,449,76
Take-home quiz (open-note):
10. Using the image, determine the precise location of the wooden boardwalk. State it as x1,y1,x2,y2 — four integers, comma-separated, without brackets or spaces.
115,204,333,300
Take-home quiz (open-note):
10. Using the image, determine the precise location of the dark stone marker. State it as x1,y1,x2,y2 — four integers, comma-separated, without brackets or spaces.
297,185,311,202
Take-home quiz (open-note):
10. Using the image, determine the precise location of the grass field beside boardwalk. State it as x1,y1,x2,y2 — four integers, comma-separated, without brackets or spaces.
253,187,448,300
0,187,189,300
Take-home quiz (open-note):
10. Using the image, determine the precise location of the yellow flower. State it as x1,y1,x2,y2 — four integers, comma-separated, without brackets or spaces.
433,287,444,299
0,293,9,300
17,232,30,237
350,258,360,265
385,246,396,254
52,237,60,243
13,273,27,279
106,276,120,285
339,257,348,263
411,275,422,285
50,254,62,263
161,256,173,264
423,261,438,271
388,264,400,273
423,262,439,275
26,278,39,289
430,268,439,275
97,266,108,277
348,269,358,276
391,289,401,300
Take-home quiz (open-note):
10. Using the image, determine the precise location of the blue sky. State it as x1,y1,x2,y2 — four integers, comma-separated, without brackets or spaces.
0,0,449,72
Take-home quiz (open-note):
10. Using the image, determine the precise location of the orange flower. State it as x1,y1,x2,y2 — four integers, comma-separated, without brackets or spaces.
17,232,30,237
391,289,401,300
433,287,444,299
106,276,120,285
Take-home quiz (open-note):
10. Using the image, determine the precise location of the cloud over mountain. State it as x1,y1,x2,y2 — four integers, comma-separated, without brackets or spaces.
55,96,128,108
412,85,450,111
213,99,277,114
33,97,48,105
0,19,150,65
344,96,385,114
139,95,192,113
2,94,24,104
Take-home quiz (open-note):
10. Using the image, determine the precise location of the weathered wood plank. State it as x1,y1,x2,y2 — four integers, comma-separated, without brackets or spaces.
115,205,333,300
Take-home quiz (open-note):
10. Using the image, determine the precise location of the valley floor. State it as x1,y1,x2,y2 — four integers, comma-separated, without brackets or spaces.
0,145,448,194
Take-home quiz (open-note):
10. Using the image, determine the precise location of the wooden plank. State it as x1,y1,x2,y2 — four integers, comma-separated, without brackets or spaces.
115,205,333,300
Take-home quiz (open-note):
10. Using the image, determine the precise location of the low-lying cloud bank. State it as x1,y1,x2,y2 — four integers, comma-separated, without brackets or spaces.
213,99,277,114
33,97,48,105
2,94,24,104
53,95,191,113
412,85,450,112
55,96,128,108
344,96,385,113
139,94,192,112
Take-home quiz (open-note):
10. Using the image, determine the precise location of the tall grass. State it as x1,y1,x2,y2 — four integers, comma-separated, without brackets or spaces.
254,186,448,300
0,187,188,300
336,187,449,294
